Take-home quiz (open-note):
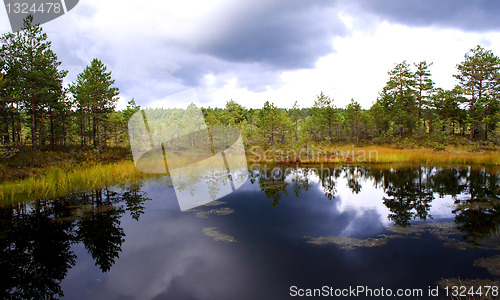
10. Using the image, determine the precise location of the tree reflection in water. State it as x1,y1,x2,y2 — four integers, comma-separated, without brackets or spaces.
452,168,500,246
250,166,289,207
0,183,151,299
253,165,500,242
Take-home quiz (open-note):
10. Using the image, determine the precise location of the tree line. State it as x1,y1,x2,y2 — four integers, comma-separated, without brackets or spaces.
1,18,499,157
0,17,138,155
204,46,500,148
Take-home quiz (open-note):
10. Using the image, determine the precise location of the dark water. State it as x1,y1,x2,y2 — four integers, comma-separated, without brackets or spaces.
1,165,499,299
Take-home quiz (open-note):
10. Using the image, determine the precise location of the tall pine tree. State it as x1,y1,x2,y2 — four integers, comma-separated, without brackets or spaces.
454,45,500,140
1,16,67,150
70,58,119,151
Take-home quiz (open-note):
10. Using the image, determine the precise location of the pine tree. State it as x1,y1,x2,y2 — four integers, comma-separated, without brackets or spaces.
454,45,500,140
1,16,67,150
223,99,246,127
379,61,417,137
291,101,300,144
70,58,119,151
414,61,434,131
122,98,140,124
431,87,466,136
258,101,281,146
345,99,362,143
312,92,337,142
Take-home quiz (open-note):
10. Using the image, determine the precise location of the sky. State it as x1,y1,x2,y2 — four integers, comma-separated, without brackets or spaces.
2,0,500,110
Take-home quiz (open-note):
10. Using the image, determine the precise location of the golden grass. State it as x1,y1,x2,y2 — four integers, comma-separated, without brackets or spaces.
1,144,497,205
246,145,500,166
0,161,161,205
349,146,500,165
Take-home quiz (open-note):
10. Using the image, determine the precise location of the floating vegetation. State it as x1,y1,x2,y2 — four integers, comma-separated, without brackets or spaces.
386,222,475,250
426,222,461,237
474,255,500,277
201,201,227,207
202,227,236,243
423,222,470,250
304,236,388,250
386,225,425,236
187,207,235,218
473,234,500,251
441,240,469,251
431,224,500,251
305,222,472,251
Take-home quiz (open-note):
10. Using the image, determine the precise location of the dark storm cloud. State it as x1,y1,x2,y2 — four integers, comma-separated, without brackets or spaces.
155,0,348,93
193,0,347,70
352,0,500,31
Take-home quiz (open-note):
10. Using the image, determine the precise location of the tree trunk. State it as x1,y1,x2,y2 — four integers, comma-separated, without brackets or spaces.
40,112,45,147
469,102,475,140
93,115,98,149
50,107,55,150
16,116,22,150
31,95,37,151
80,115,84,146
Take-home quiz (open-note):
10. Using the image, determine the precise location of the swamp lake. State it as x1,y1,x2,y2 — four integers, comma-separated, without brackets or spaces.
1,165,499,299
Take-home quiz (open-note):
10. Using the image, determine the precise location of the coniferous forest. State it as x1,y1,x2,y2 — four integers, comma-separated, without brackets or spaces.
1,18,499,164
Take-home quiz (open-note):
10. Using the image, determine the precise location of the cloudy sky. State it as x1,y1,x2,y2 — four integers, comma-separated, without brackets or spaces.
1,0,500,110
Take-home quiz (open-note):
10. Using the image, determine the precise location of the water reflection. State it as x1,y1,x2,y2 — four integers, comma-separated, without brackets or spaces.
0,165,499,299
453,168,500,246
0,184,151,299
251,165,500,237
380,168,434,226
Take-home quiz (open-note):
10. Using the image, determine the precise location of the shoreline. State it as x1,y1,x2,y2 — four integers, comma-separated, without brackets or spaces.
0,145,498,205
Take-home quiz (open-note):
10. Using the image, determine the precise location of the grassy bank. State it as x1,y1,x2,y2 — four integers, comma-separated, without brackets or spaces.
1,144,498,205
0,147,161,205
0,146,134,182
247,145,500,166
0,160,162,205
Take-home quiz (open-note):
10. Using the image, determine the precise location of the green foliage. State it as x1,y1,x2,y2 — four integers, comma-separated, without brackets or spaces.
378,61,418,137
455,45,500,140
312,91,339,141
345,99,362,143
258,101,285,146
1,16,67,150
414,61,434,113
223,99,246,126
70,58,119,152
